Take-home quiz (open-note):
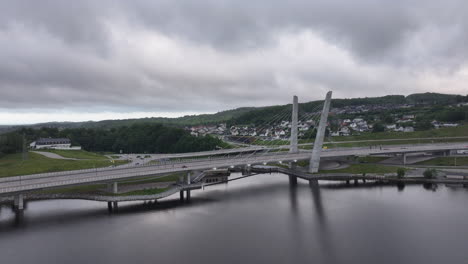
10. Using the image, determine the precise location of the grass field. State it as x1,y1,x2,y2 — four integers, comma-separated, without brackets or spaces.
415,156,468,166
38,149,109,160
356,156,389,163
115,188,170,196
331,124,468,142
253,125,468,147
119,173,183,185
0,152,128,177
38,184,105,194
319,163,402,174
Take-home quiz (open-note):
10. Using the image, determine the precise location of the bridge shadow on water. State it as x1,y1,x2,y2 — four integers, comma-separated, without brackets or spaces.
288,180,339,264
1,176,454,236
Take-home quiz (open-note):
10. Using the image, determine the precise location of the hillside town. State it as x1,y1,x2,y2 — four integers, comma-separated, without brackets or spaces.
186,103,462,140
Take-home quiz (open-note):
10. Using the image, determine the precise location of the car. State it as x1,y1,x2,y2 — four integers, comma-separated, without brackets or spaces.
182,165,187,168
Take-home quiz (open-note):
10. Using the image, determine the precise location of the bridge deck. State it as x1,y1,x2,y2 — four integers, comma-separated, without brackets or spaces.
0,142,467,195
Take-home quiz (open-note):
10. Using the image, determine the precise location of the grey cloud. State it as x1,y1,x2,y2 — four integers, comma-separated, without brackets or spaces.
0,0,468,117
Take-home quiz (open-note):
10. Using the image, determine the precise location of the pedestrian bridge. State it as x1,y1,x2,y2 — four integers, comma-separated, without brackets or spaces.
0,141,466,195
2,91,468,210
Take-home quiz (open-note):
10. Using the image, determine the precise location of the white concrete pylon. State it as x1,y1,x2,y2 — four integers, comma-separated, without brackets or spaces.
290,95,299,153
309,91,332,173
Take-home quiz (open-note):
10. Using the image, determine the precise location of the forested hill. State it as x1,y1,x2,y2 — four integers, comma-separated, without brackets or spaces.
229,93,468,125
1,124,229,156
1,92,467,133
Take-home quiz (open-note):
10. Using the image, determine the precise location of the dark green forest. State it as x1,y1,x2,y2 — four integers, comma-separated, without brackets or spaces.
229,93,468,126
0,124,229,156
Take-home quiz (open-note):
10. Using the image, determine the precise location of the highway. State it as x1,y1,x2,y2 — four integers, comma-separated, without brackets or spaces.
1,142,467,195
114,136,468,160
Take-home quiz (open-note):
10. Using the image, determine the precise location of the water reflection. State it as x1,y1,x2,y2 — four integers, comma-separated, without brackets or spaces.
2,173,468,264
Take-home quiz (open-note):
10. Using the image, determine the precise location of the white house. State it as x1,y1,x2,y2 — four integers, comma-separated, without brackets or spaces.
403,127,414,133
30,138,81,150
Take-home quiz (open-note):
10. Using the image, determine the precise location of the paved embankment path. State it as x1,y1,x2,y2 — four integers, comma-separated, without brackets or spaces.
0,186,182,203
32,151,78,160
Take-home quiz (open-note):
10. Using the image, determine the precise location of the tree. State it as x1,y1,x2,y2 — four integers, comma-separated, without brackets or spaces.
397,168,405,179
423,169,437,179
383,115,394,124
415,120,432,131
372,122,385,133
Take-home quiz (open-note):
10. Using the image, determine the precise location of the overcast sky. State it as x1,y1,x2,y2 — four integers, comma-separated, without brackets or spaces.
1,0,467,124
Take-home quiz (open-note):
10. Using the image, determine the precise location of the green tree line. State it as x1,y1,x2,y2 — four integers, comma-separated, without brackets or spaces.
3,124,229,155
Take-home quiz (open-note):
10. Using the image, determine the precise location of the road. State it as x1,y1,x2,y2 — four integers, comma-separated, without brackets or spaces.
111,136,468,161
1,142,467,195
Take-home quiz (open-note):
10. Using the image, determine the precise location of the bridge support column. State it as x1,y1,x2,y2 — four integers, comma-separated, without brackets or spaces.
309,91,333,173
112,201,118,211
403,153,407,165
108,182,118,194
107,201,113,212
288,175,297,185
346,180,350,185
288,162,298,185
14,194,24,210
180,191,184,202
309,179,318,187
290,95,299,153
354,179,358,185
185,172,191,202
242,165,251,176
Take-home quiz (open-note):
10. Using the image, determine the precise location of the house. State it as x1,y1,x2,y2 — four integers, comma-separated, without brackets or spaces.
29,138,80,150
339,126,351,136
403,127,414,133
402,115,415,120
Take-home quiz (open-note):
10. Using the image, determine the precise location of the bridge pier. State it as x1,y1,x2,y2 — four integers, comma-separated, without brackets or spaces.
185,172,191,202
309,91,333,173
354,179,358,185
108,182,118,194
403,153,407,165
289,95,299,153
112,201,118,211
242,165,251,176
107,201,113,212
288,162,298,185
13,194,24,211
179,190,184,202
288,175,298,185
309,179,318,187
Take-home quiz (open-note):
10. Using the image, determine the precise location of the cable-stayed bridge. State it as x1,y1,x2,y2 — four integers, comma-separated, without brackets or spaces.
2,91,468,209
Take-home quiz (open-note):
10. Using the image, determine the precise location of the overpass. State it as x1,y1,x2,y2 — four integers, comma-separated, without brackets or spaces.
2,91,468,210
1,142,466,194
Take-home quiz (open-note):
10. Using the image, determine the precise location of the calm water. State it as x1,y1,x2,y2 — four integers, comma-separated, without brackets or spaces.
1,173,468,264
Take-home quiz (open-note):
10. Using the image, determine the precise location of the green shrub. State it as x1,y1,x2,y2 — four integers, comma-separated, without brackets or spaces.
397,168,406,178
423,169,437,179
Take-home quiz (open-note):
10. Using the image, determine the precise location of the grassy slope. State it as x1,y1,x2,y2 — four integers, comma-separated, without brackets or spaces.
331,125,468,141
35,173,181,195
253,125,468,147
319,164,401,174
39,149,109,159
115,188,170,196
0,152,127,177
415,157,468,166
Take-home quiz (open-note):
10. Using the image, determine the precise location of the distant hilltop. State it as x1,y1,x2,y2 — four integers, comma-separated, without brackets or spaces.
1,92,467,133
